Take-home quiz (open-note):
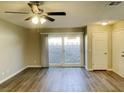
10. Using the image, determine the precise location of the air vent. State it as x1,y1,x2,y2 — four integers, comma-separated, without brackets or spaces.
109,1,122,6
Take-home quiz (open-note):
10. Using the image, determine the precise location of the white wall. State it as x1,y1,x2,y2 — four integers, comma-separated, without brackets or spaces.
0,19,28,83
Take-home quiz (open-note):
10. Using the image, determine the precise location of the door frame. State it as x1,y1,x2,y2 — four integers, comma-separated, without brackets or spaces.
112,30,120,73
48,33,84,67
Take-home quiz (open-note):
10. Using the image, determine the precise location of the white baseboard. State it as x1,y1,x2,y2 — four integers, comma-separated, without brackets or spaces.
112,69,124,78
26,65,42,68
87,69,93,71
107,69,113,71
0,66,27,84
85,67,93,71
84,66,93,71
0,65,43,84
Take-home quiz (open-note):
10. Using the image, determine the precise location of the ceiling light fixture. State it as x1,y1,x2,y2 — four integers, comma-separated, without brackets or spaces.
101,22,108,26
40,18,47,24
32,16,39,24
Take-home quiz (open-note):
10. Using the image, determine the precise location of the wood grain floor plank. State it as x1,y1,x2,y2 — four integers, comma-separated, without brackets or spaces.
0,68,124,92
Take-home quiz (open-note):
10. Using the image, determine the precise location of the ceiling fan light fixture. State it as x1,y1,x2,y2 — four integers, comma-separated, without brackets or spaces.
101,22,108,26
40,18,47,24
32,16,39,24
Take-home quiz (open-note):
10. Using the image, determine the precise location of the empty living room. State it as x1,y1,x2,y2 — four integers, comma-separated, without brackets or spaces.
0,0,124,92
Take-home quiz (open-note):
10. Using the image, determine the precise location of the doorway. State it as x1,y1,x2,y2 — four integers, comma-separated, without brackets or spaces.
48,34,83,67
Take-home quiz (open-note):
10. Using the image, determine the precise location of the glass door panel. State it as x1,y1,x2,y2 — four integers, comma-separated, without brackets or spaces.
64,36,81,64
48,36,62,65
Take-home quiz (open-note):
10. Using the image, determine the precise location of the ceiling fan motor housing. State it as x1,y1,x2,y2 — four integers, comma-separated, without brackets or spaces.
30,1,43,6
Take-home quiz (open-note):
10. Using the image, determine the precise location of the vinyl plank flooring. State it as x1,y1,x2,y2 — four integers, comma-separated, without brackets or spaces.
0,68,124,92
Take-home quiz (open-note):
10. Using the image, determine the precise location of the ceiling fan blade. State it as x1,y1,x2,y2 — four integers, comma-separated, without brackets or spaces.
44,16,55,22
47,12,66,16
28,3,32,8
25,16,33,21
5,11,29,14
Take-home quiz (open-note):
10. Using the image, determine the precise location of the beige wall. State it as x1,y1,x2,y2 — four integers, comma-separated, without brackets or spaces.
39,27,84,33
26,29,41,66
0,19,28,83
87,24,112,70
112,21,124,31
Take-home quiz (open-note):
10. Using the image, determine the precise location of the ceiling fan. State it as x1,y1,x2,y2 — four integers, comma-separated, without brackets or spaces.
4,1,66,24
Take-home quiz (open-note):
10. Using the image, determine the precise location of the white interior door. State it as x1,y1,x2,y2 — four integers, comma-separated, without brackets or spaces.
113,31,124,77
92,32,108,70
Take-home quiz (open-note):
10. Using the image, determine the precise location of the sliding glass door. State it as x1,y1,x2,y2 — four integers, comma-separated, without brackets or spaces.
48,34,82,67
